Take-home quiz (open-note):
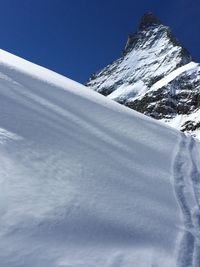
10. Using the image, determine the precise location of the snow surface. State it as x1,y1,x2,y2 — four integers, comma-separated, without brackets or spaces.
0,49,199,267
108,81,148,102
150,62,199,92
163,109,200,140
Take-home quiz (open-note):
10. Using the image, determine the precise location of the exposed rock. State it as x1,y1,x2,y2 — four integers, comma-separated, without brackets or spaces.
139,12,161,31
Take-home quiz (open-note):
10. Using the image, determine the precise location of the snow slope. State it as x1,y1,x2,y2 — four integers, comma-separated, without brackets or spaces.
149,62,199,92
86,20,191,98
0,49,199,267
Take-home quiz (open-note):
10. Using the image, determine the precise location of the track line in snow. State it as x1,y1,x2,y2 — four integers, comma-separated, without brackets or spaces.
188,137,200,267
173,133,200,267
189,137,200,209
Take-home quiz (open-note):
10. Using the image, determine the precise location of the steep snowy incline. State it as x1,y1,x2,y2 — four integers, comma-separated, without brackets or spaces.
0,49,199,267
86,13,191,98
149,62,198,92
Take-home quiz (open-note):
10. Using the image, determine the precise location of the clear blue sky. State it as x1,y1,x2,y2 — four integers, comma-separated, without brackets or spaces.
0,0,199,83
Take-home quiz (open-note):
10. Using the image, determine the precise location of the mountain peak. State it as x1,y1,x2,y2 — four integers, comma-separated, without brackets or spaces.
86,13,197,137
139,12,162,30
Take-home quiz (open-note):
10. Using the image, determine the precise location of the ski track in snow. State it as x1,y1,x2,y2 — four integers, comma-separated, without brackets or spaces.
173,134,200,267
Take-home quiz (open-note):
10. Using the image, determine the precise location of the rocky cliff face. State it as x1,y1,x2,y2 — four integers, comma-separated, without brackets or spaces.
86,12,200,139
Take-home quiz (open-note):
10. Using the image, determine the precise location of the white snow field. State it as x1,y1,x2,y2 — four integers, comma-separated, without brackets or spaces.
0,49,199,267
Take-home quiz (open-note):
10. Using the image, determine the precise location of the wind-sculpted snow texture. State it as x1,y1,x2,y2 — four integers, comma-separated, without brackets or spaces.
86,13,200,139
0,49,199,266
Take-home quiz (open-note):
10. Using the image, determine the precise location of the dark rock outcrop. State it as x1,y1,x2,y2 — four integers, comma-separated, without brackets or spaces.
139,12,161,30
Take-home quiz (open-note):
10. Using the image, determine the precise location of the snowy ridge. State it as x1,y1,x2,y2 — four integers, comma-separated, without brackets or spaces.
150,62,199,92
0,48,199,266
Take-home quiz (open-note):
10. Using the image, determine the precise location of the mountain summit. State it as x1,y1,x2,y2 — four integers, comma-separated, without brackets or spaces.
139,12,161,30
86,13,200,139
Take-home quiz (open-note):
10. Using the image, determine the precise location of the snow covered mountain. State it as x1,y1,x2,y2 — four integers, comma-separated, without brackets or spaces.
0,49,200,267
86,12,200,139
